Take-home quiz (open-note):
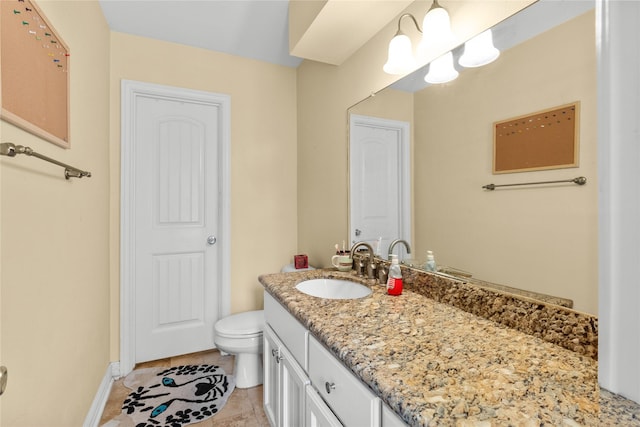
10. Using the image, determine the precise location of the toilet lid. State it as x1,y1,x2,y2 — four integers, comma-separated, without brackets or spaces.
281,263,316,273
215,310,264,336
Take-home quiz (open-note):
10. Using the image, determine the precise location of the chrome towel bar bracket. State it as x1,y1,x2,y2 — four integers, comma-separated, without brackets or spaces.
482,176,586,191
0,142,91,180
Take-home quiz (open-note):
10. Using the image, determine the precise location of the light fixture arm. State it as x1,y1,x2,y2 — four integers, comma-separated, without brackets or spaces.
383,1,453,77
428,0,443,13
394,13,422,36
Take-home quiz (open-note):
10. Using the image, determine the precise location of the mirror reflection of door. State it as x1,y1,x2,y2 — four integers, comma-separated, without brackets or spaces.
349,114,411,259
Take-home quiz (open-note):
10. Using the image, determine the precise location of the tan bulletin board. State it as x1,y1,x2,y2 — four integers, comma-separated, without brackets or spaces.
1,0,70,148
493,102,579,174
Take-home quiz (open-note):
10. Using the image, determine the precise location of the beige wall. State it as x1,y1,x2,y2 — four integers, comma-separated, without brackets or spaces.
297,0,535,268
0,1,111,426
109,33,298,360
413,11,597,314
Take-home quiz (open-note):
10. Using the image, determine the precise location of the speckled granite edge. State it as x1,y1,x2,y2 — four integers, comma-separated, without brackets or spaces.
399,260,574,308
400,266,598,360
600,389,640,425
465,277,574,308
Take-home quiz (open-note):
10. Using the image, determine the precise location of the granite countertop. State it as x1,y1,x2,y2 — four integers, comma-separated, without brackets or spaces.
259,269,640,426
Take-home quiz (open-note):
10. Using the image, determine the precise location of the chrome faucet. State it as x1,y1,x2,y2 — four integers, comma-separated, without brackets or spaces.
350,241,376,278
388,239,412,259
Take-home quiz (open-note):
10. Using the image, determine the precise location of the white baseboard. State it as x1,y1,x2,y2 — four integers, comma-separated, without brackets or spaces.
83,362,119,427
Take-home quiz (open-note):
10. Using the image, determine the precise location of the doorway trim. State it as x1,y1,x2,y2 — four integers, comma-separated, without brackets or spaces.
349,114,412,252
119,80,231,376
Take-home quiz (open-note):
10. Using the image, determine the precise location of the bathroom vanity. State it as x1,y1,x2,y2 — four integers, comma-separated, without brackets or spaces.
260,268,640,426
263,291,387,426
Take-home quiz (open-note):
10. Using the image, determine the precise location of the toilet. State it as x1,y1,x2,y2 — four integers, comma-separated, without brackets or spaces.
213,263,315,388
213,310,264,388
281,263,315,273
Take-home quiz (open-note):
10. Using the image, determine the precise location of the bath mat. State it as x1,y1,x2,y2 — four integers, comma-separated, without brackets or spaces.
103,364,235,427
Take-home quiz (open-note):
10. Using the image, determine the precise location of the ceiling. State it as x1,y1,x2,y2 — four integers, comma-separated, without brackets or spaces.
98,0,594,73
98,0,411,68
98,0,303,67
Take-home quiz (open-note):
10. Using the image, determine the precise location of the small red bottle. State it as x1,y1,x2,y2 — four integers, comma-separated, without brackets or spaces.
386,255,403,296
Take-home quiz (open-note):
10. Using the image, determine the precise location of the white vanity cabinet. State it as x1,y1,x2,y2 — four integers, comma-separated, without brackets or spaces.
264,291,392,427
264,325,309,427
264,292,310,427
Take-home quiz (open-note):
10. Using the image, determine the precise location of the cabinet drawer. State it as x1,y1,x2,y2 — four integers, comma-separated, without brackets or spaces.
308,335,380,426
264,291,308,370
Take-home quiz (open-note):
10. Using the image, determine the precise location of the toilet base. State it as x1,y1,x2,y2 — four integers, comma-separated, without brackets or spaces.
234,352,263,388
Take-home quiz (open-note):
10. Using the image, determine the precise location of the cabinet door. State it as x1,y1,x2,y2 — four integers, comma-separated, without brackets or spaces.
305,385,343,427
264,326,281,427
281,344,309,427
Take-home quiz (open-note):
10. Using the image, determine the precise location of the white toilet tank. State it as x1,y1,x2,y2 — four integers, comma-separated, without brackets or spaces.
281,263,315,273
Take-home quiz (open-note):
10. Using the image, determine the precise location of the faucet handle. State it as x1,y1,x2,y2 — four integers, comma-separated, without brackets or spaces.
367,258,378,280
377,262,389,285
354,254,367,276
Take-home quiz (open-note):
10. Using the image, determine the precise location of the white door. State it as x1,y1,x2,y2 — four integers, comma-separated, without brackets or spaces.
349,114,411,259
121,80,230,371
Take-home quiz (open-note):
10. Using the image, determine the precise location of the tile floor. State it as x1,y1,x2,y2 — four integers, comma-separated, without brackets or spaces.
99,350,269,426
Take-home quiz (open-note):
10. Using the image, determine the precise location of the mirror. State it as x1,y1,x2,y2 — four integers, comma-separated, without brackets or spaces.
349,0,597,314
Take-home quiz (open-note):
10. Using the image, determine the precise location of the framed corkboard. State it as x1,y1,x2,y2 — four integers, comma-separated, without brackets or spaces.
493,102,579,174
1,0,70,148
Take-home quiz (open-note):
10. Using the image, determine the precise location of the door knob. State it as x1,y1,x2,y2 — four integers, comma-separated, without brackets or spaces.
207,236,217,245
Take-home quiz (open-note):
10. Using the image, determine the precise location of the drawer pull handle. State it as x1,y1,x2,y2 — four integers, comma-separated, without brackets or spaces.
325,382,336,394
271,348,282,363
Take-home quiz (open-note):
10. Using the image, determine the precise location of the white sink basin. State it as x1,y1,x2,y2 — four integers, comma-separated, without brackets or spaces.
295,278,372,300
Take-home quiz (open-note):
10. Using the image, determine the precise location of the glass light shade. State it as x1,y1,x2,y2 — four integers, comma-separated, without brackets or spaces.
383,33,417,75
424,51,459,84
459,29,500,68
417,5,453,57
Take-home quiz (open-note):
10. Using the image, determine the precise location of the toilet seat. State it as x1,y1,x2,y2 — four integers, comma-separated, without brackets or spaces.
214,310,264,338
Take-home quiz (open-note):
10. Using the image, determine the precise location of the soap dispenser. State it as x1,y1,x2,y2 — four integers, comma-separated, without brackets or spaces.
424,251,437,272
387,254,403,296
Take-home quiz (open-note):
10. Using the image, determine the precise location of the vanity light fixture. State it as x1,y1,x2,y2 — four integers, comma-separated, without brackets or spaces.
383,0,452,76
383,14,420,75
417,0,454,58
424,51,459,84
458,29,500,68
